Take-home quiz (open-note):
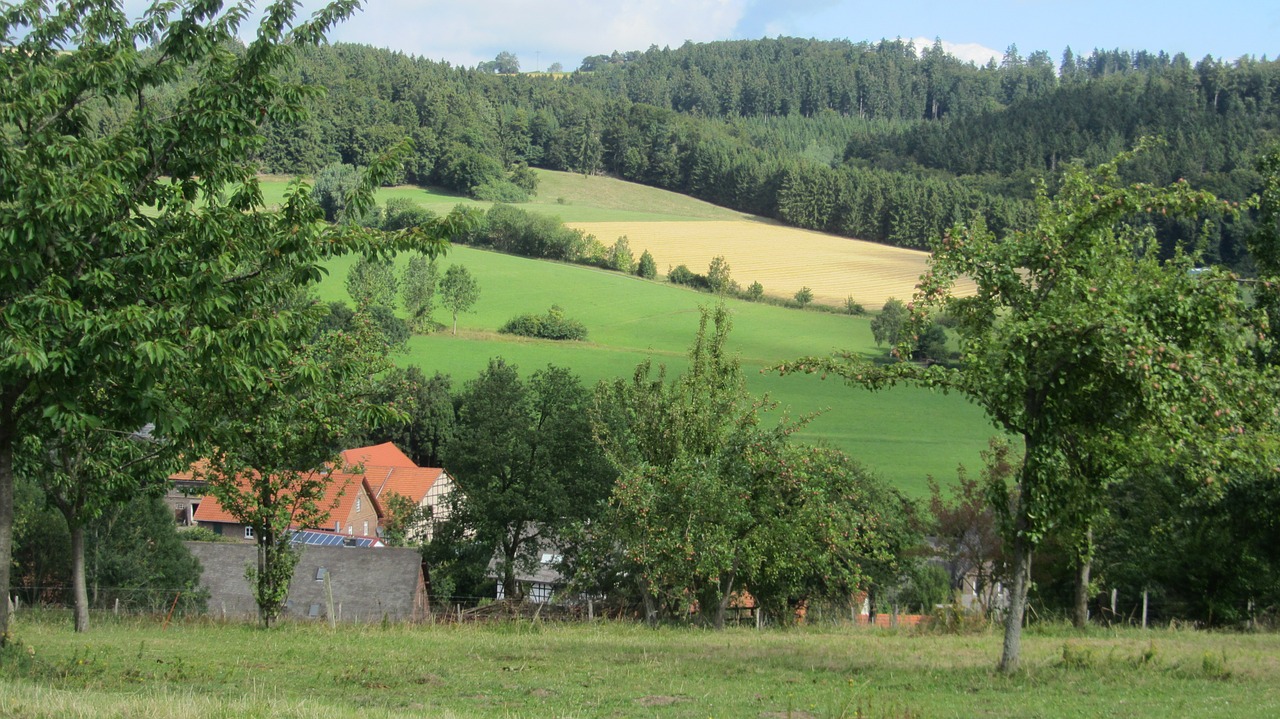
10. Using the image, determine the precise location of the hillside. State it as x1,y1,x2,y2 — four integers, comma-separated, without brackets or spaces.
319,242,995,496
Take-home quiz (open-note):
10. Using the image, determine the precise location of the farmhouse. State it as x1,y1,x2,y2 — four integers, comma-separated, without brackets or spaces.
190,470,384,541
168,442,454,542
185,542,427,622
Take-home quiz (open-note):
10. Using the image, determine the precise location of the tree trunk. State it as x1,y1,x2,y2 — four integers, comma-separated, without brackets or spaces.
999,532,1033,673
639,576,659,627
867,586,878,626
0,411,16,646
71,524,89,632
712,572,735,631
1072,527,1093,629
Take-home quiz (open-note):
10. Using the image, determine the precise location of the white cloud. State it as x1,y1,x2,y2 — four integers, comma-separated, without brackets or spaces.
911,36,1001,66
328,0,750,69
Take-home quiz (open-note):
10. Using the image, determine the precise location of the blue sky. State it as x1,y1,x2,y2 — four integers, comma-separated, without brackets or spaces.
138,1,1280,71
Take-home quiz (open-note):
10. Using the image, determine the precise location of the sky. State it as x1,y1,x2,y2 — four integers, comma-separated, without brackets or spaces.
132,1,1280,71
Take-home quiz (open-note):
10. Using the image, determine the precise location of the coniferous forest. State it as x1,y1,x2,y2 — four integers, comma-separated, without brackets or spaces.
246,38,1278,266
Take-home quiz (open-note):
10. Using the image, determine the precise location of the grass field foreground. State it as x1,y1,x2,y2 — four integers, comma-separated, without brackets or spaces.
1,613,1277,718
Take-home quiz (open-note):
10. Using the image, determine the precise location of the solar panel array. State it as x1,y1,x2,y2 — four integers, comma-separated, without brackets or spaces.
288,530,378,548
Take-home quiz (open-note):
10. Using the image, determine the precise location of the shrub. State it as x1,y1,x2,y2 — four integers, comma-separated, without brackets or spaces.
744,281,765,301
382,197,436,231
499,305,588,341
610,236,635,273
845,296,865,315
667,264,707,288
473,179,531,203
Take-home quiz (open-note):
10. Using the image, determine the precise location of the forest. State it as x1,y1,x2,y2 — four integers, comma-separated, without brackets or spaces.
247,38,1278,265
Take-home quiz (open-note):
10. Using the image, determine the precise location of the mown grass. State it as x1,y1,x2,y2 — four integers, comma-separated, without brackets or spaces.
317,245,992,496
2,612,1277,718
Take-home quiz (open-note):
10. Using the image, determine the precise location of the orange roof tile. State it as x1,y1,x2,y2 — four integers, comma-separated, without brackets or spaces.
360,465,446,505
341,443,417,469
190,470,382,528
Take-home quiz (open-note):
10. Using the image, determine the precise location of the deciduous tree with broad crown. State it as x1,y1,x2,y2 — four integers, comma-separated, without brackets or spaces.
0,0,459,642
777,143,1277,671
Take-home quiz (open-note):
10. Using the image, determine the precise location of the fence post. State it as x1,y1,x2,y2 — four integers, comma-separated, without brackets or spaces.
325,571,336,630
1110,588,1117,616
1141,589,1148,630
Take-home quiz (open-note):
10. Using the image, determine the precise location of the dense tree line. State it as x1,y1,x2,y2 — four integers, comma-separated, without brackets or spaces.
245,39,1278,261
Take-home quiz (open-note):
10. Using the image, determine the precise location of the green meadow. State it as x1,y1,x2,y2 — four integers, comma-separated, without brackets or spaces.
260,169,997,494
2,613,1277,719
319,245,994,496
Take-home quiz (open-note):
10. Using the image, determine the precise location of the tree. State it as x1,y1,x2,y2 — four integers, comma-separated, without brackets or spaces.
588,305,896,627
926,439,1013,612
18,421,174,632
312,162,365,224
746,281,765,301
609,236,636,273
707,255,733,295
444,360,611,599
547,62,564,74
870,298,909,347
440,264,480,335
778,145,1270,671
346,255,399,309
195,313,397,627
479,51,520,74
794,286,814,308
636,250,658,279
0,0,453,644
401,254,439,332
364,367,454,468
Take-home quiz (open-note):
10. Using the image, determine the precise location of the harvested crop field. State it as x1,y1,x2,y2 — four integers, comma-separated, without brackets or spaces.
567,219,977,308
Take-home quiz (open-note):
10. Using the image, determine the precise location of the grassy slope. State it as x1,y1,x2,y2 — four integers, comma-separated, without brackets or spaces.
3,614,1278,719
268,169,994,494
321,246,993,496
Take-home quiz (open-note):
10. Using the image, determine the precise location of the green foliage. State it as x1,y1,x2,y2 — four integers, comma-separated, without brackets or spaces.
845,296,865,315
312,163,377,225
364,367,454,468
609,236,636,273
793,286,814,308
707,255,734,295
870,298,909,348
440,264,480,334
587,305,900,627
401,254,439,333
472,179,531,203
381,198,436,231
779,144,1278,670
197,314,402,627
499,305,589,341
636,250,658,279
666,264,707,288
477,204,591,262
442,360,612,599
745,281,766,301
0,0,454,643
346,256,399,309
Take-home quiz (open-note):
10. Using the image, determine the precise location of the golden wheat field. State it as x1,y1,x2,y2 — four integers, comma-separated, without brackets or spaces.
567,219,978,308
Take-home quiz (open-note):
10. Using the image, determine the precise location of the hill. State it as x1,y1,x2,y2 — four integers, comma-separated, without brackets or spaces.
319,243,995,496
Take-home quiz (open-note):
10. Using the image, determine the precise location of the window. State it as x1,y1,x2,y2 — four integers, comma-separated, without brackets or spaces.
315,567,327,582
244,526,254,539
362,521,368,536
356,495,361,512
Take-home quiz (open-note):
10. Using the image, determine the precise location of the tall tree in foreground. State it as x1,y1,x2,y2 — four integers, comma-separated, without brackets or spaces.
778,144,1273,670
0,0,452,643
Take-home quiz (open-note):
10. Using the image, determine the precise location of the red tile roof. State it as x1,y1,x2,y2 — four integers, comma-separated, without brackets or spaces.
190,470,382,528
361,465,447,505
341,442,417,469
